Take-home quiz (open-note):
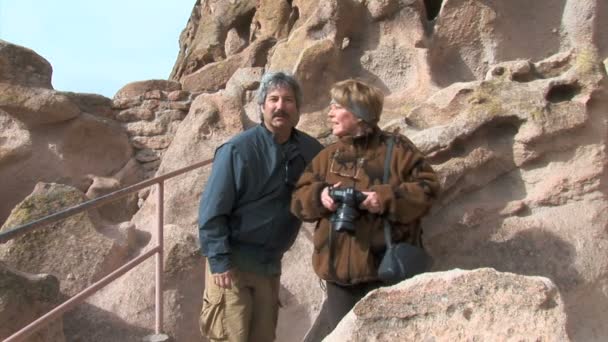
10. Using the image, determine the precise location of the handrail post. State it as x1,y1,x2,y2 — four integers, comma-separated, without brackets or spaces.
155,181,164,334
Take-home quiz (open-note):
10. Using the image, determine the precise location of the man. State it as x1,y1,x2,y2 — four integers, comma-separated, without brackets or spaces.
198,71,323,342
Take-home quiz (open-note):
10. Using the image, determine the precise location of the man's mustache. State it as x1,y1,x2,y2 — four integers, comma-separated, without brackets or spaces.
272,110,288,118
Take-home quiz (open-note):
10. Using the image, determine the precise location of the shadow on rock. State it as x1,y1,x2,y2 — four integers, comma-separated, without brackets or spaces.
63,302,153,342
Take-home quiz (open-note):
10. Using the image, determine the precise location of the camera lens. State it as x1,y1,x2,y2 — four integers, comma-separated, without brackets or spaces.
331,204,360,233
329,187,366,234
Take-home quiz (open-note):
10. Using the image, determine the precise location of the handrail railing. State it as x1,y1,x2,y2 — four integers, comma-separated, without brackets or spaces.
0,158,213,342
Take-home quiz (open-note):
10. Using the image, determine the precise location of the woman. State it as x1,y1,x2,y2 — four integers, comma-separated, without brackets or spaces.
290,79,439,329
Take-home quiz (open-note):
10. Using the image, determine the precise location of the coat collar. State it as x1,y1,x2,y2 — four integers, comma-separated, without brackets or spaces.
338,126,383,149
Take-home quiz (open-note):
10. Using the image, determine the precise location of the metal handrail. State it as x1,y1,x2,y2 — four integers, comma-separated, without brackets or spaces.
1,158,213,341
0,159,213,243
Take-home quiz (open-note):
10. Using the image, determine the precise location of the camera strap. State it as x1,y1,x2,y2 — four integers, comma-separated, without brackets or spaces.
382,135,395,248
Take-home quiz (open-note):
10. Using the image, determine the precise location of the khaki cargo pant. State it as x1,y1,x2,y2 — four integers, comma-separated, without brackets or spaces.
199,261,280,342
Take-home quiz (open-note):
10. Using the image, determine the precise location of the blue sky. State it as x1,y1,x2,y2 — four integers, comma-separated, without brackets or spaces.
0,1,195,98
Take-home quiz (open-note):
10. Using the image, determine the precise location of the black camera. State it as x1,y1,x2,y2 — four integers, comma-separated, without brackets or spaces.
329,187,367,234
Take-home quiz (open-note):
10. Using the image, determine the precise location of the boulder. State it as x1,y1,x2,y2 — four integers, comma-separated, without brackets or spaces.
0,262,65,342
0,84,81,126
0,40,53,88
62,91,115,119
114,80,182,100
0,113,133,225
0,183,133,297
326,268,569,341
84,225,204,342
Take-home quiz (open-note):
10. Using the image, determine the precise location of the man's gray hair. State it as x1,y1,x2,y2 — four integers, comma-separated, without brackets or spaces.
256,71,302,112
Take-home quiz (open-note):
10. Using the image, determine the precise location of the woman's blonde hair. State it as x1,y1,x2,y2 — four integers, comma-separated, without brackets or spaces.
330,79,384,126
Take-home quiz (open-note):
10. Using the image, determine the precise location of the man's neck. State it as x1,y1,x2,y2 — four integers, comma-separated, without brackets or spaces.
262,123,292,144
274,130,291,144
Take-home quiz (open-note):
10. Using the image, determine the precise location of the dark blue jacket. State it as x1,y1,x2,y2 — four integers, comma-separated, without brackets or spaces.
198,124,323,275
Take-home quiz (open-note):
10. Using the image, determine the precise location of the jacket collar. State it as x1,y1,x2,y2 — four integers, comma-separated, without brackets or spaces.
338,126,383,148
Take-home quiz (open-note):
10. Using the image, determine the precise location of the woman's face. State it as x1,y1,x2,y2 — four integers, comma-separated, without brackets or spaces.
328,102,360,137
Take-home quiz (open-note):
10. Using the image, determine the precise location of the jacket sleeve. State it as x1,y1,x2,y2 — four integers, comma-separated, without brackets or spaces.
198,144,240,274
370,140,439,225
290,153,330,222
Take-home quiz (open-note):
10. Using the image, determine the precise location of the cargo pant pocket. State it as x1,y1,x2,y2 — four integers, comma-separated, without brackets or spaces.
199,287,225,340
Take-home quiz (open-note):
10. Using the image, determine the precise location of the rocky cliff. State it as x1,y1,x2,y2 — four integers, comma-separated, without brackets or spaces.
1,0,607,341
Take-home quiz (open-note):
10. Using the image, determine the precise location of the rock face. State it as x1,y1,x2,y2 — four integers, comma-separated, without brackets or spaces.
1,0,607,341
0,183,133,297
112,79,194,179
166,1,607,341
0,262,65,342
325,268,569,341
0,40,53,88
0,40,141,226
416,51,608,342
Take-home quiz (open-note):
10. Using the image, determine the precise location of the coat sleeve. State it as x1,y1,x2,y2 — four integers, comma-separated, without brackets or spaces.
198,144,240,274
290,152,331,222
370,139,439,225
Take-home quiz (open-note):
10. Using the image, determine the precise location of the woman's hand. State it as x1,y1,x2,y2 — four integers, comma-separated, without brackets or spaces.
321,182,341,211
360,191,383,214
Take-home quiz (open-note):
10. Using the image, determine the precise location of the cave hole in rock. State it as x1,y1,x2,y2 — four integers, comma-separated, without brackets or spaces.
291,6,300,24
234,8,257,42
546,83,581,103
424,0,443,21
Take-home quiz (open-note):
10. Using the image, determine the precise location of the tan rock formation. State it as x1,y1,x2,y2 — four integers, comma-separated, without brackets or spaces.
1,0,608,341
114,80,182,101
0,183,133,296
181,36,275,92
0,84,81,125
0,40,53,89
110,81,194,179
0,262,64,342
0,111,135,224
409,49,608,341
170,0,258,81
80,224,203,342
325,268,569,341
85,158,143,223
0,111,31,166
0,41,138,225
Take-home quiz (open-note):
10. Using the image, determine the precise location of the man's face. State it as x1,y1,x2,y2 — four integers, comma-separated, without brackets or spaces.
261,86,299,135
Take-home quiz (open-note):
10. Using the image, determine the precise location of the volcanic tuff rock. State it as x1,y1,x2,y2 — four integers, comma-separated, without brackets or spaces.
0,40,141,226
0,40,53,89
325,268,569,341
0,262,65,342
1,0,607,341
166,0,608,341
0,183,135,297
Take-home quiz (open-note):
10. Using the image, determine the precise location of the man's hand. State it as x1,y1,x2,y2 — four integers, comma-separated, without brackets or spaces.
321,182,341,211
212,269,235,289
360,191,382,214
